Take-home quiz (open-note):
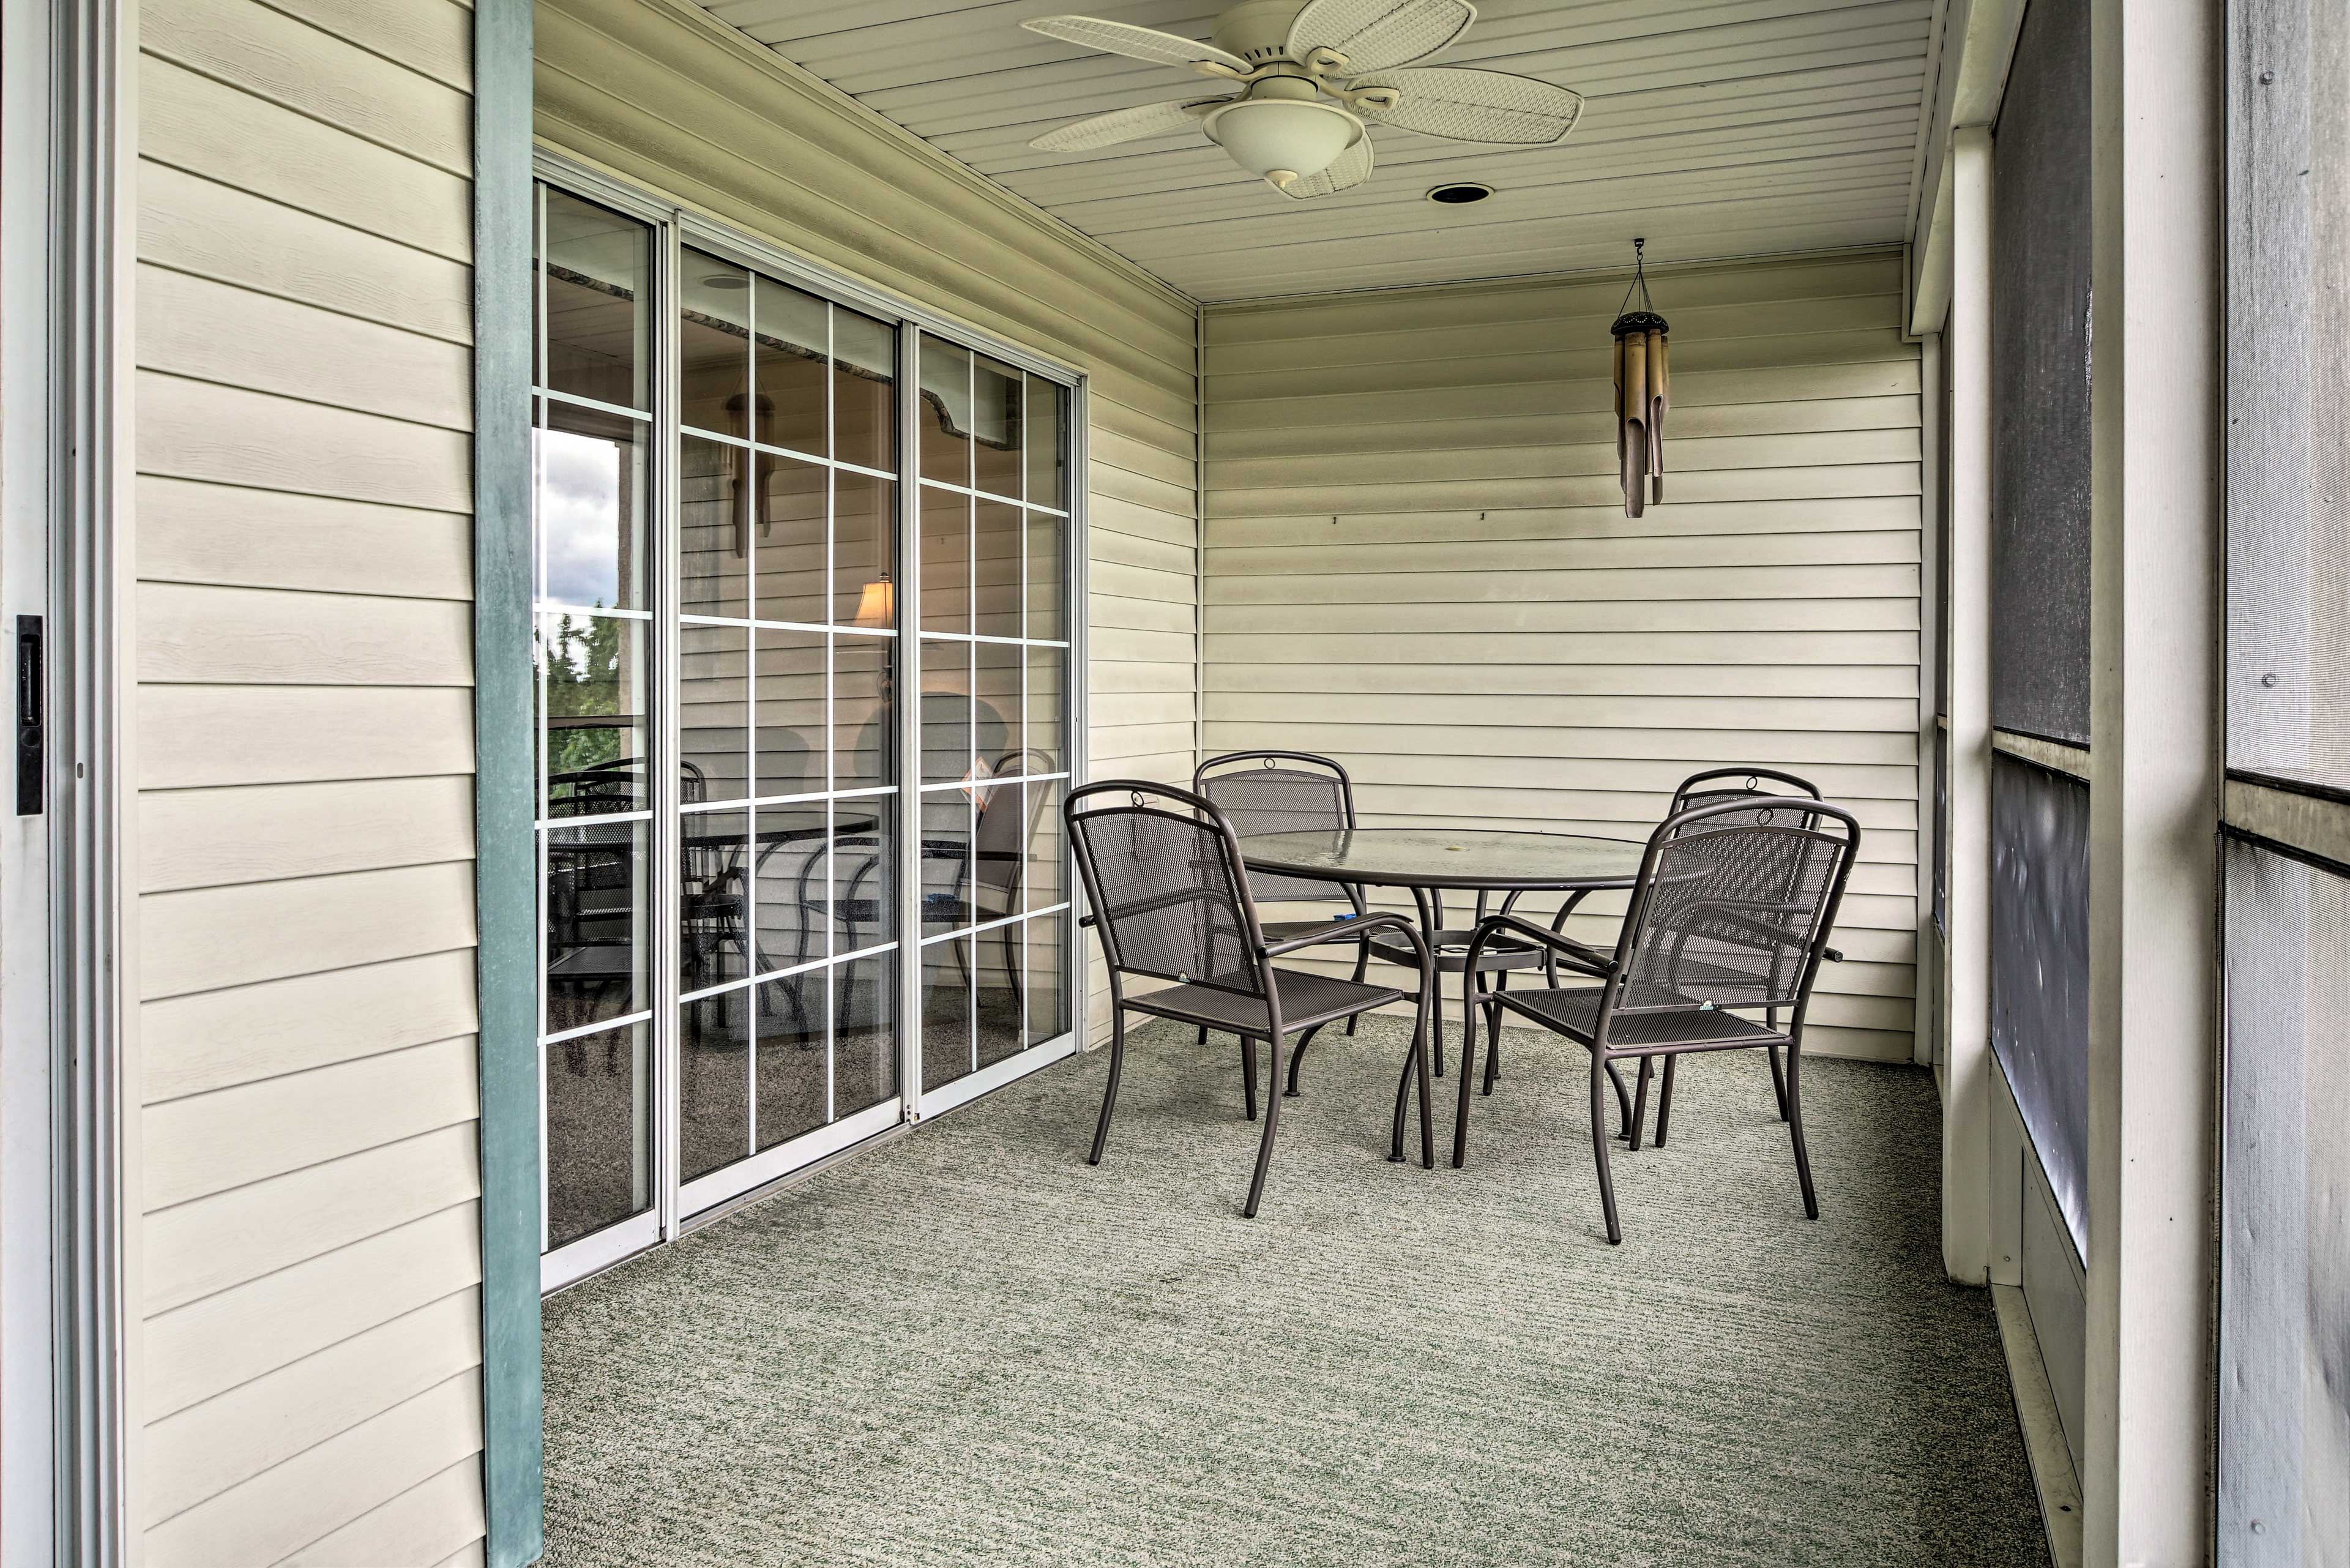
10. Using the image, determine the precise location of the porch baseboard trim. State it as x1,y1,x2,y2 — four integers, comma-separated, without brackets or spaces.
1990,1282,2085,1568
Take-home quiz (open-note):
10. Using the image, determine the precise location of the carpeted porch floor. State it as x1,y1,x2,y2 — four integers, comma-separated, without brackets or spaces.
542,1015,2049,1567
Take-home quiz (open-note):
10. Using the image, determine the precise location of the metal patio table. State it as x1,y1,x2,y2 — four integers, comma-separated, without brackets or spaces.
1236,827,1648,1167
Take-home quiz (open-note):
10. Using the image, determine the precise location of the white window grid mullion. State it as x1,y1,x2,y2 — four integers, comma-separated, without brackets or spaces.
676,426,893,487
543,1008,655,1049
918,902,1073,947
543,386,654,425
916,472,1066,517
535,806,653,832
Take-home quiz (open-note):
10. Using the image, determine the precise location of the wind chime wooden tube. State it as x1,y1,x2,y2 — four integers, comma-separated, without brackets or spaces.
1610,238,1669,518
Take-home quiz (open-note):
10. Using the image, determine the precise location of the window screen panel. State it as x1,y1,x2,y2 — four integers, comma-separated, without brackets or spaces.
2226,0,2350,788
1988,0,2093,745
1990,753,2091,1253
2218,839,2350,1566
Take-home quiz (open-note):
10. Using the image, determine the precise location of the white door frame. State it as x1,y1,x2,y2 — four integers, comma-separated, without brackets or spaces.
2,0,138,1560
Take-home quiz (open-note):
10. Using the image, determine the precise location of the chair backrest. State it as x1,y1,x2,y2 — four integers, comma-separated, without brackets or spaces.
1192,750,1356,905
1603,797,1861,1036
1668,766,1824,833
1066,780,1266,998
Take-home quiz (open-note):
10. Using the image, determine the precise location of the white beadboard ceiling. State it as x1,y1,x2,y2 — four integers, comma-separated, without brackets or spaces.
696,0,1936,301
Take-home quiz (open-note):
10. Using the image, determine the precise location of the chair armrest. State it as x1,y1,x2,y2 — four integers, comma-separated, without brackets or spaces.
1466,912,1616,978
1258,910,1408,959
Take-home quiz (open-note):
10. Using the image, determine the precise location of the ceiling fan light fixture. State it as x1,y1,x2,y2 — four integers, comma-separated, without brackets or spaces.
1201,97,1361,188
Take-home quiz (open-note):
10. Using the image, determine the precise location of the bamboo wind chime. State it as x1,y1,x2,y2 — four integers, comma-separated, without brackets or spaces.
1610,238,1670,518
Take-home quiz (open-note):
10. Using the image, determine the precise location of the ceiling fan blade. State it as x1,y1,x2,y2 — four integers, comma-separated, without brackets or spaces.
1352,66,1583,144
1288,0,1475,75
1028,97,1225,152
1279,133,1375,200
1020,16,1252,78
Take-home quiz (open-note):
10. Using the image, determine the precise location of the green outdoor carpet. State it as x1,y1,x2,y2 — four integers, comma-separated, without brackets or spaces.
542,1015,2050,1567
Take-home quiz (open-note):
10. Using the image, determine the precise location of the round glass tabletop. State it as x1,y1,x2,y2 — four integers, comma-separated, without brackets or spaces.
1237,827,1646,892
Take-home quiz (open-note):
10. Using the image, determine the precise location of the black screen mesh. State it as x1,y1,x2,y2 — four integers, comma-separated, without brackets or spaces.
1990,753,2090,1252
1988,0,2094,745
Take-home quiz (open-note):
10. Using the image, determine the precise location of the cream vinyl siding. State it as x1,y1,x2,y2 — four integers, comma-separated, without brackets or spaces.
533,0,1201,1030
134,0,487,1563
1200,252,1922,1062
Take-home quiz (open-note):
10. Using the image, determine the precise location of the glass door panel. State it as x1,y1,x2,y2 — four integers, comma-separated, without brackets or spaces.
534,173,1076,1282
673,246,905,1214
914,331,1078,1108
535,185,658,1274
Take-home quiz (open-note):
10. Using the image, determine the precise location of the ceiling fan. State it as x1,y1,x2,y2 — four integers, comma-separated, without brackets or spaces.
1020,0,1583,198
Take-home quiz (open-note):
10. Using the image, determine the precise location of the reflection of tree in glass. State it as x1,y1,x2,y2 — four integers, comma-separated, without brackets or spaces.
546,610,629,775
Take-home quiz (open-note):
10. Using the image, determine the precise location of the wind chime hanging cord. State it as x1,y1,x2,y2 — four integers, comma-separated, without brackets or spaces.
1610,238,1669,518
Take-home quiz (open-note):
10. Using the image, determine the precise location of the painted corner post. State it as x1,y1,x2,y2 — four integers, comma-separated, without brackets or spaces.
2084,0,2223,1560
1941,124,1994,1286
474,0,543,1562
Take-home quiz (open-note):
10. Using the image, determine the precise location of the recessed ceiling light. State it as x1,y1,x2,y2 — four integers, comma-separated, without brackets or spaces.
702,272,748,289
1427,182,1494,206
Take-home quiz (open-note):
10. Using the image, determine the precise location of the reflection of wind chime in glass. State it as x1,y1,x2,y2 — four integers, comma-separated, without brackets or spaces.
725,390,774,557
1610,237,1670,519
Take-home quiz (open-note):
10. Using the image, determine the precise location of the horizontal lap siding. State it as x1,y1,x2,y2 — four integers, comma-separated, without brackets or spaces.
134,0,486,1561
532,0,1201,1033
1201,254,1922,1061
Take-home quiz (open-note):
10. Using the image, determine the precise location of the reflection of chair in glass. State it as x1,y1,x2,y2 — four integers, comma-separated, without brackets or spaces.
969,749,1057,1017
546,831,638,1045
548,755,663,818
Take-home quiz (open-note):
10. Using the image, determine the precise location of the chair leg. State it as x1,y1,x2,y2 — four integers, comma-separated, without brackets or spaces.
1786,1046,1819,1220
1244,1034,1286,1217
1627,1056,1655,1151
1283,1023,1326,1097
1414,987,1435,1168
1239,1036,1259,1122
1589,1053,1623,1245
1767,1043,1791,1121
1605,1059,1634,1138
1655,1054,1678,1147
1481,984,1504,1099
1390,1034,1413,1163
1451,1005,1479,1169
1087,1011,1127,1165
1345,939,1371,1036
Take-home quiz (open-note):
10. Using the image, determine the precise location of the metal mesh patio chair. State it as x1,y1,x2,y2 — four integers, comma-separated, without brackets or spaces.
1067,779,1437,1217
1193,750,1377,1074
1458,796,1861,1243
1532,766,1833,1140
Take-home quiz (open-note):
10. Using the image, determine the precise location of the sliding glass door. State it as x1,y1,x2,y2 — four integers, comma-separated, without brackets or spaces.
531,169,1082,1289
914,342,1076,1112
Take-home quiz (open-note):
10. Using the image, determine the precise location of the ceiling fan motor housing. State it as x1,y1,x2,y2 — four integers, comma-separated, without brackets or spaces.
1212,0,1316,64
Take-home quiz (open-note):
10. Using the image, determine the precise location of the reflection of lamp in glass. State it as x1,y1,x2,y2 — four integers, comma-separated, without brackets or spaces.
853,572,894,629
